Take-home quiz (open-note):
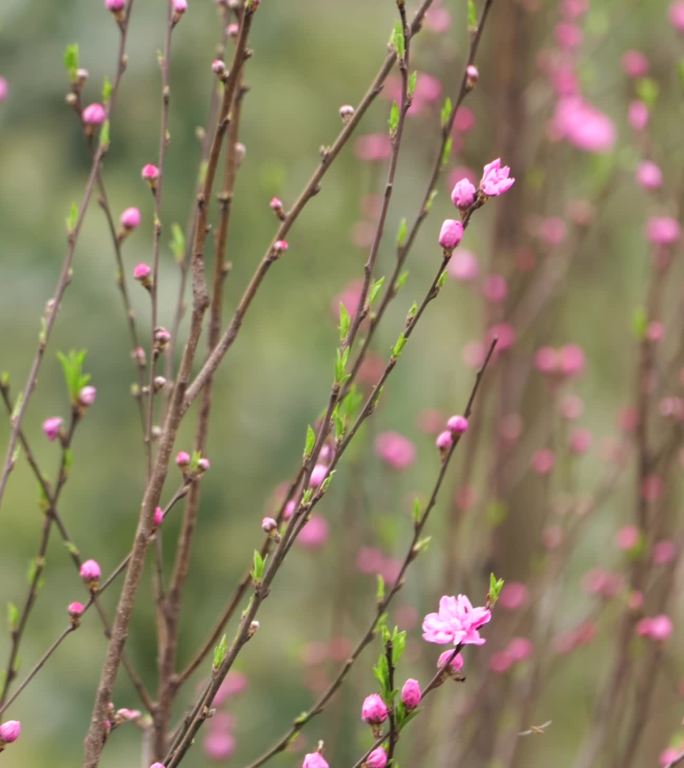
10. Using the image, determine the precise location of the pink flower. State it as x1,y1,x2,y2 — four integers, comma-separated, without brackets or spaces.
559,344,585,377
498,582,528,611
653,540,677,566
488,322,516,351
439,218,464,250
283,499,296,521
133,262,152,281
302,753,329,768
435,430,453,450
401,678,421,709
173,0,187,13
0,720,21,745
660,747,684,767
636,614,673,642
451,178,477,210
68,601,85,618
482,274,507,303
42,416,63,441
628,100,649,131
646,217,681,246
366,747,388,768
262,516,278,533
150,764,167,768
0,77,7,103
298,516,329,549
437,649,465,672
80,559,101,584
507,637,533,661
355,133,392,162
309,464,328,488
621,50,649,78
555,22,582,49
82,103,107,125
670,0,684,32
535,346,558,375
203,730,235,760
141,163,160,181
375,432,415,470
422,594,492,646
531,448,555,475
583,569,624,599
448,249,479,281
551,97,616,152
569,428,592,455
120,207,142,230
537,216,568,246
153,506,164,527
616,525,640,551
636,161,662,191
274,239,288,253
212,672,248,706
176,451,191,467
479,158,515,196
105,0,126,10
490,650,513,674
361,693,388,724
425,4,451,32
447,414,469,434
78,385,97,407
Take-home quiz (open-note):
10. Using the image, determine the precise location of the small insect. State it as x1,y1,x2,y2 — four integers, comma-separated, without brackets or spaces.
518,720,552,737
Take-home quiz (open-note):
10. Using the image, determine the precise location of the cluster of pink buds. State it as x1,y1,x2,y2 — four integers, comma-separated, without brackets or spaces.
434,413,469,457
0,720,21,751
176,450,211,478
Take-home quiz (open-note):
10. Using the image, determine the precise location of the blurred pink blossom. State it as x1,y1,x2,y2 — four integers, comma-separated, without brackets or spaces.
551,97,616,152
636,614,673,642
375,432,416,470
298,516,329,549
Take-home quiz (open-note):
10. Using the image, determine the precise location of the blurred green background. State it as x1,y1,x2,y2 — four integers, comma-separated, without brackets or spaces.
1,0,683,766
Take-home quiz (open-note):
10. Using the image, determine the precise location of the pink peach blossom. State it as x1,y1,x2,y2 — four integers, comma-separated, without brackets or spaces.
375,432,415,470
422,594,492,646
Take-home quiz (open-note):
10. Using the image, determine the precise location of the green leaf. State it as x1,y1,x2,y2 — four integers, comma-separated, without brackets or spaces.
99,120,110,150
440,97,453,129
390,21,405,59
391,334,407,359
373,653,390,697
170,223,186,263
406,301,418,323
388,100,400,137
340,386,363,420
632,306,648,340
64,43,79,82
6,602,19,632
408,71,418,99
212,634,228,671
57,349,89,403
10,392,23,423
335,347,350,385
467,0,478,31
488,572,505,605
424,189,438,213
66,202,79,233
332,404,345,442
413,536,431,554
320,469,335,493
391,626,407,665
396,218,408,247
369,276,385,306
304,425,316,460
394,270,409,292
635,77,658,107
376,574,385,603
411,498,422,524
441,137,453,167
437,270,448,289
252,550,266,583
102,76,113,104
338,303,351,342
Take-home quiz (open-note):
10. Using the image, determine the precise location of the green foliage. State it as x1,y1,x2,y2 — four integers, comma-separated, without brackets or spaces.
467,0,478,31
101,77,113,104
388,101,400,137
66,202,79,233
6,602,18,632
303,424,316,460
57,349,90,404
440,97,453,128
338,303,351,342
251,550,266,584
212,634,228,671
390,21,405,59
635,77,659,107
170,223,185,262
396,217,408,247
408,70,417,98
369,276,385,306
488,572,505,605
335,346,351,385
64,43,79,82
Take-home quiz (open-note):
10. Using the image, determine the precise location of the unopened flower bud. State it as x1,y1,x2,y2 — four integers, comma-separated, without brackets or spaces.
273,239,288,255
141,164,160,191
365,747,388,768
235,142,246,165
105,0,126,11
361,693,388,725
465,65,479,89
153,376,167,392
43,416,63,442
270,197,285,219
436,430,453,452
212,59,226,75
120,206,141,231
176,451,191,467
154,326,171,352
133,263,152,287
447,414,469,434
339,104,355,122
197,457,211,472
80,559,101,588
401,678,421,709
79,385,97,407
227,22,240,37
68,601,86,625
153,506,164,527
0,720,21,747
82,102,107,126
248,620,260,637
439,219,464,251
76,68,90,86
172,0,188,23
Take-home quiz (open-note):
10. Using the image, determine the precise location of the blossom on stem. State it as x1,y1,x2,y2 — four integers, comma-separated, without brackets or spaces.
133,263,152,283
105,0,126,10
365,747,388,768
80,559,101,586
176,451,191,467
435,430,453,451
361,693,388,725
400,678,421,709
439,219,464,250
422,594,491,646
646,217,681,246
437,649,464,672
0,720,21,745
450,178,477,210
79,385,97,407
82,103,107,126
42,416,63,441
153,506,164,527
447,415,469,434
636,614,673,642
120,206,141,230
479,158,515,197
375,432,415,470
302,753,329,768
